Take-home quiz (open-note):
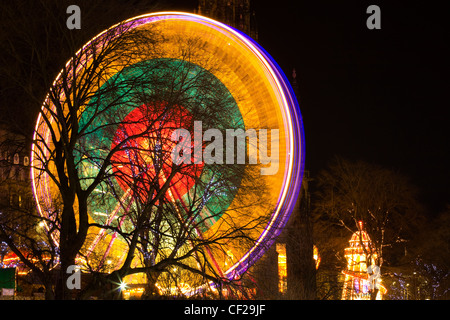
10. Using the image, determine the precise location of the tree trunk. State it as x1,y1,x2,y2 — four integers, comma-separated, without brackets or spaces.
141,270,162,299
370,288,379,300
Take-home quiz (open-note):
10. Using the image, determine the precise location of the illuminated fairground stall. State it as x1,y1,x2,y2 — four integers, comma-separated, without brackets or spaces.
30,12,304,297
341,222,386,300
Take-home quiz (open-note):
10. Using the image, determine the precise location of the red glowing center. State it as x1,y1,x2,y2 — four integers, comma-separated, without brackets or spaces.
111,102,203,201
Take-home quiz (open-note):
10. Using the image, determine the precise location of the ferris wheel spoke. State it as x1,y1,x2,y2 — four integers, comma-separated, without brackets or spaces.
162,170,226,279
86,187,133,259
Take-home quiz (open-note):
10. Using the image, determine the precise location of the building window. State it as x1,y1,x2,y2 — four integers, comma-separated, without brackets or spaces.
13,153,20,165
276,243,287,294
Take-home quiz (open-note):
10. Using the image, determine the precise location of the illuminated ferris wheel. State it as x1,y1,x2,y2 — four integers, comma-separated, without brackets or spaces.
30,12,304,291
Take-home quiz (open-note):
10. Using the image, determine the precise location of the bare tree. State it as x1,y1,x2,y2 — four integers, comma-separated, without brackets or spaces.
0,129,60,299
401,205,450,300
0,1,274,299
74,49,272,299
313,156,423,299
0,0,162,299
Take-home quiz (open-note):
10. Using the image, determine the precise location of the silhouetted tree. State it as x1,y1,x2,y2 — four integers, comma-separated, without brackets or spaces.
313,156,424,299
0,1,273,299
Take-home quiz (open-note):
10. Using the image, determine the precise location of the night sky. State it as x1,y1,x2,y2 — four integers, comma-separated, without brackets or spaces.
3,0,448,214
163,0,449,214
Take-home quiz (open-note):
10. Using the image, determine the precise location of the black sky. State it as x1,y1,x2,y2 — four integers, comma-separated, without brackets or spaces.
253,1,449,214
3,0,447,214
164,0,449,214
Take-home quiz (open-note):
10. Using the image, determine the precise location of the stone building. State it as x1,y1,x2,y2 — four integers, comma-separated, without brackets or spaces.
195,0,258,41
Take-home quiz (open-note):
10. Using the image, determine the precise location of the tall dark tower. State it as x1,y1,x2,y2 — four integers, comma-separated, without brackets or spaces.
195,0,258,41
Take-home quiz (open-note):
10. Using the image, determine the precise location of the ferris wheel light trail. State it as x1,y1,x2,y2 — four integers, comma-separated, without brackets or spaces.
30,12,305,286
